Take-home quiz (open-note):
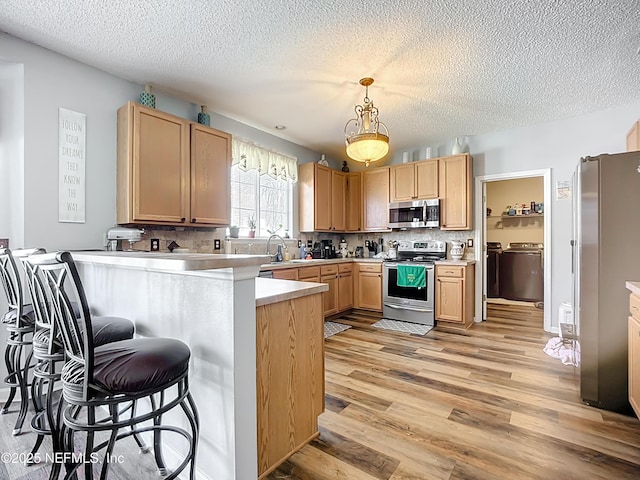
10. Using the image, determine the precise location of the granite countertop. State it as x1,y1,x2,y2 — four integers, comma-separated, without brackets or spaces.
71,251,270,272
255,277,328,307
261,257,383,270
434,259,477,266
627,281,640,297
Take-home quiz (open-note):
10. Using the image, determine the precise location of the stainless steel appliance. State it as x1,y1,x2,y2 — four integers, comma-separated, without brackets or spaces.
499,242,543,302
486,241,502,298
388,199,440,229
572,152,640,413
383,240,446,325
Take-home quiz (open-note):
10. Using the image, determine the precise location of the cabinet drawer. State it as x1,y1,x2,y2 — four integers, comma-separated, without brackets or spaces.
631,293,640,321
357,263,382,273
338,263,353,273
298,266,321,280
321,264,339,275
436,266,463,278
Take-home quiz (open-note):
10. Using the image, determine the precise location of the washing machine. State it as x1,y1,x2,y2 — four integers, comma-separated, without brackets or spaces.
499,242,544,302
486,242,502,298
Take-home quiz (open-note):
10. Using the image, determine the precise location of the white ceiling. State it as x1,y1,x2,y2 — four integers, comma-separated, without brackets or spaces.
2,0,639,161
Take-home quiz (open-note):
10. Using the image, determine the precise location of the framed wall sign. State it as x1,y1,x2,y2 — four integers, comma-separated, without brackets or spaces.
58,108,86,223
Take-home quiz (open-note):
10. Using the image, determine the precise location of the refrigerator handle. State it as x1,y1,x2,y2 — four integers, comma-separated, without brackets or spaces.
570,240,575,274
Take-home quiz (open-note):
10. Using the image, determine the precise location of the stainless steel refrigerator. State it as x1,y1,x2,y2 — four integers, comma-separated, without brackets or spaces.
572,151,640,413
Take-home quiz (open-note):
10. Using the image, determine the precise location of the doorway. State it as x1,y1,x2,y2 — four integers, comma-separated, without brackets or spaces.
474,169,552,332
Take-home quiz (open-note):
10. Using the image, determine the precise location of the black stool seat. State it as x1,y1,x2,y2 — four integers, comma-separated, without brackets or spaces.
90,316,134,347
2,304,36,326
62,338,190,399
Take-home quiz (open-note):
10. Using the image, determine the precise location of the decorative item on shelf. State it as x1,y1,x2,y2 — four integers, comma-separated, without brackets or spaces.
318,154,329,166
450,241,465,261
139,84,156,108
341,160,349,172
452,137,463,154
197,105,210,126
247,215,256,238
344,77,389,167
486,207,492,217
402,152,410,163
424,146,432,159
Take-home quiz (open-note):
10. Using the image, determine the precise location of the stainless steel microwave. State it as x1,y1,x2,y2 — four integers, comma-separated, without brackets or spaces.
388,199,440,228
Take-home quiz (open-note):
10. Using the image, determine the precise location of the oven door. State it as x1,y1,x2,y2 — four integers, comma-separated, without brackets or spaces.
383,262,435,325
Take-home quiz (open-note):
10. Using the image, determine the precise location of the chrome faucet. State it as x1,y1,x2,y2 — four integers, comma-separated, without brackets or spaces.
266,234,287,262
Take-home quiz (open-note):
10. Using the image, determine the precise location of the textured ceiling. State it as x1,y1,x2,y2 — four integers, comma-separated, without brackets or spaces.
1,0,639,161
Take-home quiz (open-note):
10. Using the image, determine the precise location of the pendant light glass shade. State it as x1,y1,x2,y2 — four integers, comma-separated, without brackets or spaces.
344,78,389,167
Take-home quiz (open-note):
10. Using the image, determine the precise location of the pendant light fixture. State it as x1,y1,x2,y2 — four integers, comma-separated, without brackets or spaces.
344,77,389,167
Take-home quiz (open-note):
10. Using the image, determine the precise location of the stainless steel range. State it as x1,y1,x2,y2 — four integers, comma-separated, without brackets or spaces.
383,240,446,326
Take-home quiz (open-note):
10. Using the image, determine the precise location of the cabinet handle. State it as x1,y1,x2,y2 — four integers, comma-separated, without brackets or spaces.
181,217,186,223
191,218,196,223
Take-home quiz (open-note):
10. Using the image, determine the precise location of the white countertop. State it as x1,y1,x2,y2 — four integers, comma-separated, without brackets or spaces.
627,281,640,297
71,251,270,271
435,259,477,266
261,257,383,270
255,277,328,307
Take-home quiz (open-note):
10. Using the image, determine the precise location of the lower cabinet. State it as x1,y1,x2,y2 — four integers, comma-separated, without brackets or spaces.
435,263,475,328
272,268,298,280
629,291,640,418
338,264,354,312
321,264,339,316
256,292,324,478
354,263,382,311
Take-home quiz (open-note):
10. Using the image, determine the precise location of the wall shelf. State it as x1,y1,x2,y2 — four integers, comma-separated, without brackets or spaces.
487,214,544,219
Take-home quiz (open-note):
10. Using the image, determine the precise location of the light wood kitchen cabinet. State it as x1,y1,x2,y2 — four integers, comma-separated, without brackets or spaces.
299,163,347,232
390,159,438,202
256,292,324,478
629,291,640,418
117,101,231,227
346,172,362,231
435,263,475,328
338,263,354,312
362,167,390,231
438,154,472,230
354,263,382,311
298,266,321,283
321,264,339,316
272,268,298,280
627,120,640,152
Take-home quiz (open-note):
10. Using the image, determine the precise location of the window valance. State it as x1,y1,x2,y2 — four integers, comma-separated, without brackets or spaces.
231,138,298,183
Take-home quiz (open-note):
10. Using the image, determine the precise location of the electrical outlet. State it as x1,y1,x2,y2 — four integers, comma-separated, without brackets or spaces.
0,238,8,249
467,238,474,248
150,239,160,251
214,239,221,251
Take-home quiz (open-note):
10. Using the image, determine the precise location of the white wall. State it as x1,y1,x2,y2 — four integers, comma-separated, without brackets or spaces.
468,103,640,328
0,33,320,252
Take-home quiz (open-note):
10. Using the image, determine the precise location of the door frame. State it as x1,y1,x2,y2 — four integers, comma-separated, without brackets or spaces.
473,169,552,332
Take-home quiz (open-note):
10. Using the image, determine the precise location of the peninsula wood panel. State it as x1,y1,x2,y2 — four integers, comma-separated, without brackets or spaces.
256,293,324,478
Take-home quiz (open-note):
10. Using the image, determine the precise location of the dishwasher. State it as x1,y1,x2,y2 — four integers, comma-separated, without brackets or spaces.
499,242,543,302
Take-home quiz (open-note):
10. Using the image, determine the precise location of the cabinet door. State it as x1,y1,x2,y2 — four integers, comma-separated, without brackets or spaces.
356,272,382,311
346,173,362,231
629,314,640,417
439,154,472,230
331,171,347,231
190,124,231,225
436,277,464,322
273,268,298,280
322,274,339,316
415,159,439,199
338,272,353,311
133,106,189,223
362,167,390,231
390,164,416,202
314,165,333,231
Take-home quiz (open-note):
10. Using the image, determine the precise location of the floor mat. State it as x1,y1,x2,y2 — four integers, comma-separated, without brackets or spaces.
324,321,352,339
372,318,433,335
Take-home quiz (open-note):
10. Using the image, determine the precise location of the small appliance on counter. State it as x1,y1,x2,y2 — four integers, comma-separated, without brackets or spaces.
105,227,144,251
321,239,336,259
339,238,349,258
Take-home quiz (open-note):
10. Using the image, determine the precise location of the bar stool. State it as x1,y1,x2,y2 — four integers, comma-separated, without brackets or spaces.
15,248,147,464
29,251,199,480
0,247,36,435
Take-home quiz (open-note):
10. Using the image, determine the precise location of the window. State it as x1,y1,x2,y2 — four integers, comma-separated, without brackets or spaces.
230,139,297,237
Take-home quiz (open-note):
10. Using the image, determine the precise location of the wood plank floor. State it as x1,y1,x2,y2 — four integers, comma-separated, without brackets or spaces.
267,305,640,480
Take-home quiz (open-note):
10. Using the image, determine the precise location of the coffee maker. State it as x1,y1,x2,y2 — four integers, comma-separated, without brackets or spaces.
321,239,336,259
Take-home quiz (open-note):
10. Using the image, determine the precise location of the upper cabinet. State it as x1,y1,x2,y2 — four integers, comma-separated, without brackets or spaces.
390,159,438,202
627,120,640,152
346,172,362,232
117,102,231,227
299,163,346,232
362,167,390,231
439,154,473,230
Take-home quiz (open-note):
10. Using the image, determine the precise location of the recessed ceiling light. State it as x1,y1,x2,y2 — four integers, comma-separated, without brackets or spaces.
275,125,286,130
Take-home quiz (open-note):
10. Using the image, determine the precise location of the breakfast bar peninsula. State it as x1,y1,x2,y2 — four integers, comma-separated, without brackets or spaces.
70,251,328,480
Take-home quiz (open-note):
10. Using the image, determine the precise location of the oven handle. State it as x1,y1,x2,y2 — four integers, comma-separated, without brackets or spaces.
384,263,434,270
384,303,433,313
